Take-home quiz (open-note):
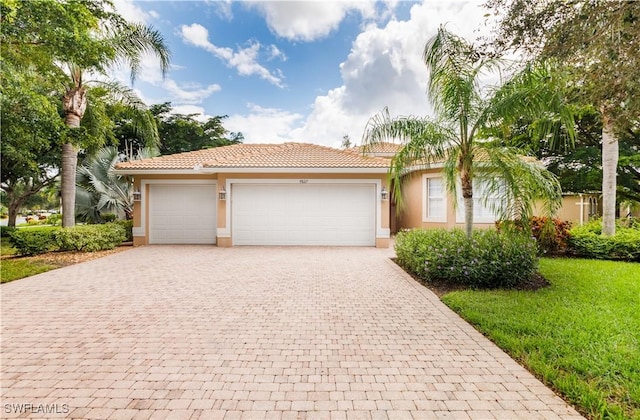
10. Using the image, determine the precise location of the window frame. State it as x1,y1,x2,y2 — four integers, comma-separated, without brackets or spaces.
422,174,447,223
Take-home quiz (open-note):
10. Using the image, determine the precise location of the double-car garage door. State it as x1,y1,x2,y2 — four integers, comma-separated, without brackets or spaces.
148,182,377,246
232,183,376,246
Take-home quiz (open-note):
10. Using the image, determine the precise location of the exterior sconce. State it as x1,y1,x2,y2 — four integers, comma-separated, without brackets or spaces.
218,186,227,201
381,186,389,201
132,189,142,202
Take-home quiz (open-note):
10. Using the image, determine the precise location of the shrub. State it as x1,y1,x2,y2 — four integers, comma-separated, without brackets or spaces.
47,213,62,226
101,213,117,223
569,220,640,261
395,228,539,288
114,219,133,242
1,226,16,238
496,216,571,255
9,227,60,256
54,223,126,252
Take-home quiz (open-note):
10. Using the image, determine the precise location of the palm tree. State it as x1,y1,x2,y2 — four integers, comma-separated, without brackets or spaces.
76,146,158,223
61,21,170,227
362,27,575,237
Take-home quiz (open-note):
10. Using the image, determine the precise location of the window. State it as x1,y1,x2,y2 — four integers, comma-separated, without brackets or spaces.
423,175,446,222
456,179,501,223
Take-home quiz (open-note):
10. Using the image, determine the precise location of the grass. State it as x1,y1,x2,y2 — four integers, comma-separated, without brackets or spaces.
1,258,57,283
441,258,640,420
1,237,16,256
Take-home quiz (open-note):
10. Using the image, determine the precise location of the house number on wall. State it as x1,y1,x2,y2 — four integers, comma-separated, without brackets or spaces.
299,179,309,184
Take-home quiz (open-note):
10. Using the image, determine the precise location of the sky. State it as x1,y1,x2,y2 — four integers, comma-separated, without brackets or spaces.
111,0,493,148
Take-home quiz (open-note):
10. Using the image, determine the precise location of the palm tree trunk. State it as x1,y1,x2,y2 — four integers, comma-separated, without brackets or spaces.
461,171,473,238
61,142,78,227
601,115,618,236
61,85,87,228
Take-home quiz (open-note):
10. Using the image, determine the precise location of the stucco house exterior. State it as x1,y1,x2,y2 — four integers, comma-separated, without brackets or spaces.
114,143,392,247
115,142,606,247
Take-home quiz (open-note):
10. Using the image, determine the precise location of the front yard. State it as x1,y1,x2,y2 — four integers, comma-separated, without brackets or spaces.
1,237,127,283
442,258,640,420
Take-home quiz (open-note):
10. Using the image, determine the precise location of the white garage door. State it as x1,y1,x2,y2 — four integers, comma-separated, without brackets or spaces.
232,183,376,246
149,184,217,244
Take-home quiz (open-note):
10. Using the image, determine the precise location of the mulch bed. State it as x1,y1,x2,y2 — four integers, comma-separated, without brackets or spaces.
390,258,550,297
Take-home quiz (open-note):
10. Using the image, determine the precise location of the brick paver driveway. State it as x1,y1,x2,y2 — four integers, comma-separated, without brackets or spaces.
1,246,582,419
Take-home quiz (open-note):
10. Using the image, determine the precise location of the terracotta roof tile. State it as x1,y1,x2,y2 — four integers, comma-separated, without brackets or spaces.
348,143,403,155
115,142,390,171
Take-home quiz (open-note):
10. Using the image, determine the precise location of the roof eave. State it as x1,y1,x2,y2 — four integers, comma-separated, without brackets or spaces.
112,166,390,175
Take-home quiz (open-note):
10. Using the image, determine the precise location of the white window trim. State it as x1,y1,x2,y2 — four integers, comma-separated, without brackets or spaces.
422,174,447,223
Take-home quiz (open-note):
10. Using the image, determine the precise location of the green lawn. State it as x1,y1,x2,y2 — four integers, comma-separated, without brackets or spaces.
1,237,58,283
442,258,640,420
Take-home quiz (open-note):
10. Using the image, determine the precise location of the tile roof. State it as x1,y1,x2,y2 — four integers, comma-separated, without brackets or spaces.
348,143,404,155
115,142,391,171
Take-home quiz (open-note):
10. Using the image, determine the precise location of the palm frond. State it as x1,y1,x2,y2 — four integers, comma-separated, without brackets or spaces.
480,61,576,150
474,145,562,221
106,22,171,84
361,107,456,211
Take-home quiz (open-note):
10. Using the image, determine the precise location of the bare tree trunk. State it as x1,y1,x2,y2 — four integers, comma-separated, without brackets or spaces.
601,116,618,236
461,170,473,238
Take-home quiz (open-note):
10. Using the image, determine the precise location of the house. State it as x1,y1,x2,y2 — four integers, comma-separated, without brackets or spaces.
115,142,609,248
114,143,392,247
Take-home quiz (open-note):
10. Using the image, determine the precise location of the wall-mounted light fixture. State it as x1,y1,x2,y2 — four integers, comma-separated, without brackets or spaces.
218,186,227,201
132,189,142,202
381,186,389,201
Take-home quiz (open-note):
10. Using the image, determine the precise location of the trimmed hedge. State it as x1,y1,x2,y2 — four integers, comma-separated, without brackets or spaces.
395,228,538,289
8,223,126,256
569,220,640,261
7,227,58,256
54,223,126,252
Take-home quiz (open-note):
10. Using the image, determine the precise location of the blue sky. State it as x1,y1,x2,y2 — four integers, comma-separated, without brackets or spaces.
112,1,490,148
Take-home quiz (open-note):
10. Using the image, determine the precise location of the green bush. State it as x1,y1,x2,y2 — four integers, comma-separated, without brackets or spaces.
497,216,572,255
9,227,60,256
101,213,117,223
1,226,17,238
114,219,133,242
54,223,126,252
395,228,539,288
47,213,62,226
569,220,640,261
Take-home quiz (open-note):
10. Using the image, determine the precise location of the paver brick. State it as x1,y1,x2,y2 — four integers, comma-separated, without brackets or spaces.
1,246,583,419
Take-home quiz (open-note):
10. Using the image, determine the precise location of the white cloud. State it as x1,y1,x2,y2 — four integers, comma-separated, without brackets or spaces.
247,1,377,42
267,45,287,61
225,104,304,143
170,105,214,122
110,0,152,24
229,1,490,148
179,23,285,87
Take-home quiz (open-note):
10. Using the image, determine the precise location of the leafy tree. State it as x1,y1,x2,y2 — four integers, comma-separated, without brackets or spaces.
361,27,574,237
150,103,242,155
341,135,353,149
487,0,640,235
0,64,63,227
1,0,170,228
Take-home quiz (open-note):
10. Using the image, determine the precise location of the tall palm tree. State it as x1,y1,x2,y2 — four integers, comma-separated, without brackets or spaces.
61,21,170,227
362,27,575,237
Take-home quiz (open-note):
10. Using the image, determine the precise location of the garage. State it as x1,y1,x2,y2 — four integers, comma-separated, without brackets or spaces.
231,183,376,246
149,184,217,244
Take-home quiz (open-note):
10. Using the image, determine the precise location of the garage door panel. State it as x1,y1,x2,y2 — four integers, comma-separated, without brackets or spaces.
149,184,216,244
232,183,375,246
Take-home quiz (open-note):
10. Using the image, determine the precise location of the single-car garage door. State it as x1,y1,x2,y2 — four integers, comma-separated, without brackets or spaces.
232,183,376,246
149,184,217,244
